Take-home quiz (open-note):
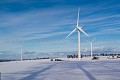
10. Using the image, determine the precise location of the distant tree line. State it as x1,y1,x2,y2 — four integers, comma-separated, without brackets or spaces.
67,54,78,58
67,53,120,58
99,53,120,56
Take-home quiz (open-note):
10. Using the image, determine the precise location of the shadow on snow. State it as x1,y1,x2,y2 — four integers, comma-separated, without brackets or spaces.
20,63,55,80
77,64,97,80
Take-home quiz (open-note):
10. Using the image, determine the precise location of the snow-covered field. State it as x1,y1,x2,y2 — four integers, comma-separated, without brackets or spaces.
0,59,120,80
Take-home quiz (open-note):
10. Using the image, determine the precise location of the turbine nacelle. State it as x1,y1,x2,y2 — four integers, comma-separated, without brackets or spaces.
76,26,82,29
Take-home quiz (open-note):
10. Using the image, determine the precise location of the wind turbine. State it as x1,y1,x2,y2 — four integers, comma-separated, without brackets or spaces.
21,48,23,61
66,8,89,60
88,38,96,59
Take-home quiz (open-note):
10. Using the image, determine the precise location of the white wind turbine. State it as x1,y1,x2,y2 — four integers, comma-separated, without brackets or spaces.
21,48,23,61
20,47,25,61
88,38,96,59
67,8,89,60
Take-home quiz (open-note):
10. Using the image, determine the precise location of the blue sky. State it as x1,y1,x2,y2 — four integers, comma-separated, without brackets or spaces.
0,0,120,59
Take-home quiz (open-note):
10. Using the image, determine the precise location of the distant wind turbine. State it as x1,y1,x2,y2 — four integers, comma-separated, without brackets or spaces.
66,8,89,60
88,38,96,59
21,48,23,61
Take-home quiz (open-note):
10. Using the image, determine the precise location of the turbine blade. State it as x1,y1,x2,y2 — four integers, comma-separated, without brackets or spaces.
76,8,80,27
77,27,89,37
66,28,76,38
91,38,96,42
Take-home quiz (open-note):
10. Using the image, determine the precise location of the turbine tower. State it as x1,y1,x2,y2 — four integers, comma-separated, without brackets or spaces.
21,48,23,61
88,38,96,59
67,8,89,60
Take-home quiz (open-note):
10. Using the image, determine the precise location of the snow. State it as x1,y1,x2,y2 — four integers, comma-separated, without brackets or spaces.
0,59,120,80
